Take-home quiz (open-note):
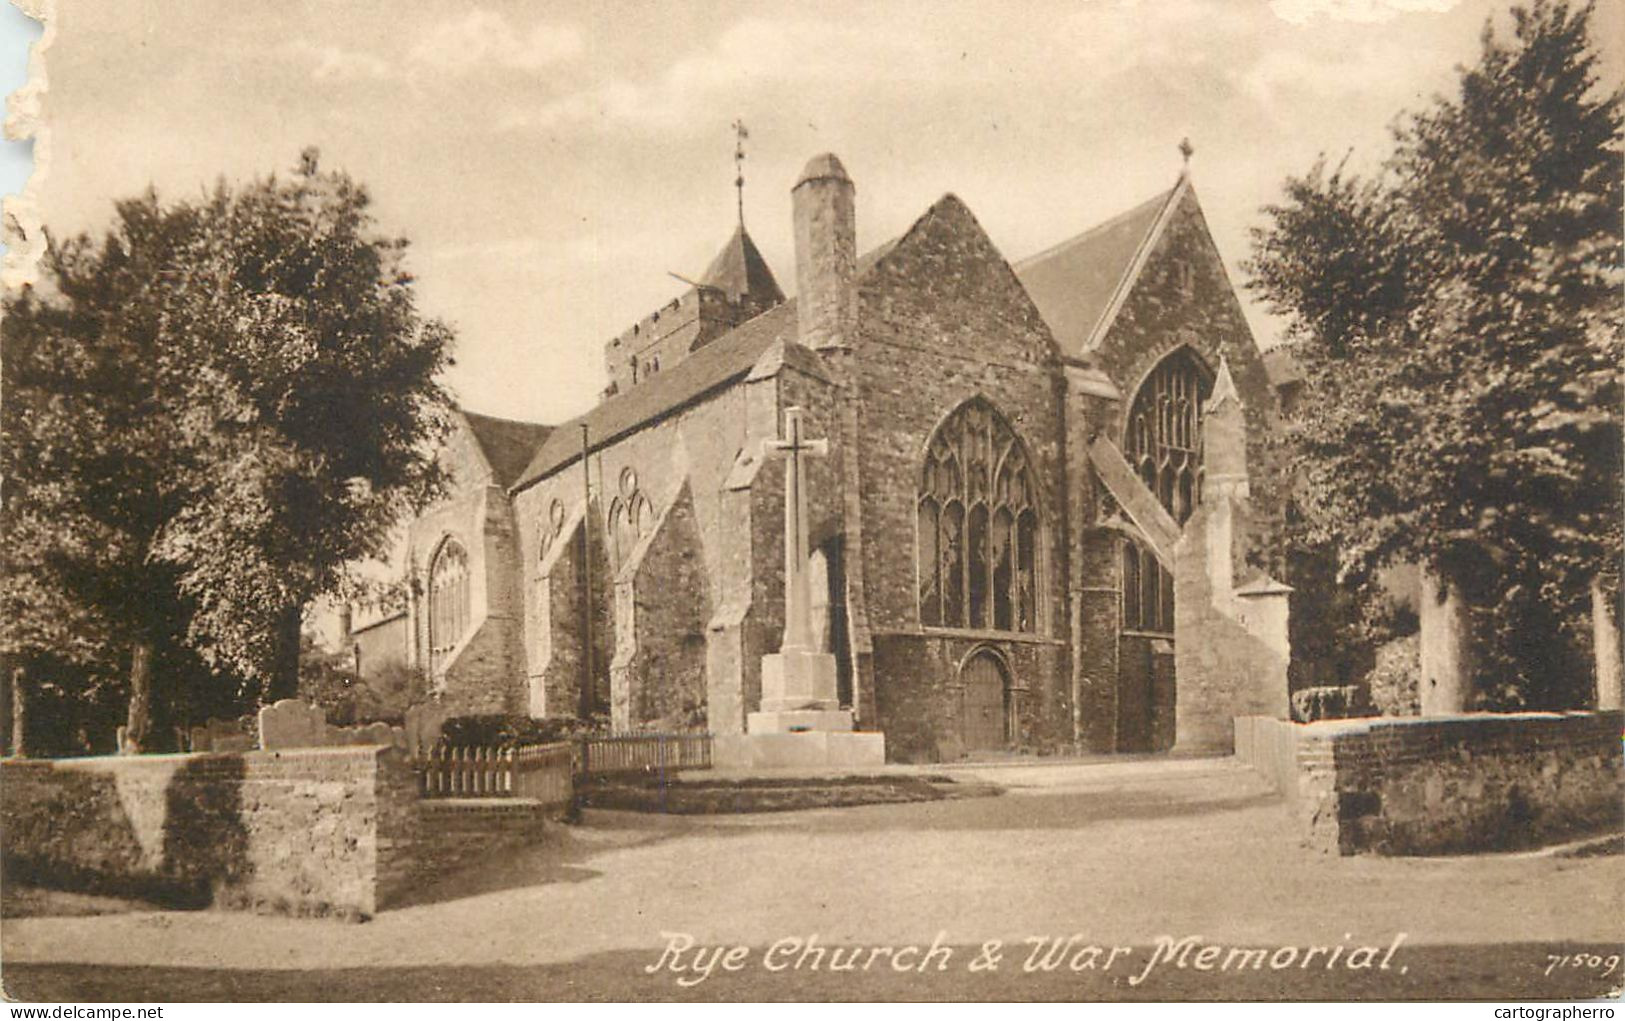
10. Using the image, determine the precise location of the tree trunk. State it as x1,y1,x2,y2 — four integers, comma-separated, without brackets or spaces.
9,667,28,758
0,662,11,757
1419,562,1476,715
122,641,154,754
1593,576,1622,711
265,602,304,703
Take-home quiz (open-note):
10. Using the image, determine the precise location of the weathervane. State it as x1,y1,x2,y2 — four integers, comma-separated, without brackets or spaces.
1179,137,1194,168
732,118,749,229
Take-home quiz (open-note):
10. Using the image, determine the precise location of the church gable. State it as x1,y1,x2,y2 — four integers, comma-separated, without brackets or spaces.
859,194,1060,367
462,411,553,489
434,408,553,496
441,412,497,491
1014,186,1175,358
1090,183,1275,438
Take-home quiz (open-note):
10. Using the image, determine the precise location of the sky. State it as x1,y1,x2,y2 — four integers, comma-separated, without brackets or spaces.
25,0,1625,425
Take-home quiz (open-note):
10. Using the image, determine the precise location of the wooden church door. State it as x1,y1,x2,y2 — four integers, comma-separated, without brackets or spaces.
960,651,1011,752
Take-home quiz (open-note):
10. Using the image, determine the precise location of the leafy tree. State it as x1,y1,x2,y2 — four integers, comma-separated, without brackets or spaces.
2,194,213,752
1,150,454,751
153,151,454,705
1247,0,1622,708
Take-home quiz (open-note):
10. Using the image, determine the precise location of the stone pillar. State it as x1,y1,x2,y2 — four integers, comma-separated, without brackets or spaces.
1592,576,1621,711
1418,563,1475,715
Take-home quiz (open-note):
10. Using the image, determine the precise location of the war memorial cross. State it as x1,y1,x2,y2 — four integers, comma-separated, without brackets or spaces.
761,406,828,653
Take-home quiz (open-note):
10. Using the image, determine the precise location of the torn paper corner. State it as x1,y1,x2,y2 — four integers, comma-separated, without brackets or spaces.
3,0,54,292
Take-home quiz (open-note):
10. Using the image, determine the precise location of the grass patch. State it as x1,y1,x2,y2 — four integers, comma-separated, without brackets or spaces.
579,773,1001,814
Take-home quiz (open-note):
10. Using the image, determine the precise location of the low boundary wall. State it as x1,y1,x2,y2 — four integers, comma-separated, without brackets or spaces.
1,744,570,918
1235,711,1624,855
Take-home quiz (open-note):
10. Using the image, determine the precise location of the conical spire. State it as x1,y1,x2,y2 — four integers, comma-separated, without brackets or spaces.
700,225,786,307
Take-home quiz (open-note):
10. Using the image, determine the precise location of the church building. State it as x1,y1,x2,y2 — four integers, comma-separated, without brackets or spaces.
349,150,1292,762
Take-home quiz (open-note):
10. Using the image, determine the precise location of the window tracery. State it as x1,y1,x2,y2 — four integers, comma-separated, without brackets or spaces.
428,538,471,674
918,399,1040,633
1121,349,1209,634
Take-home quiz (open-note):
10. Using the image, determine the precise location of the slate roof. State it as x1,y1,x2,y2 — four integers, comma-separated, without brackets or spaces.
461,410,554,488
510,202,931,492
514,300,800,488
700,225,785,305
1013,183,1181,357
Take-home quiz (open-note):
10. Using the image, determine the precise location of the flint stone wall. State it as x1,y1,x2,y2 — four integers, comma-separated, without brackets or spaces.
1235,710,1624,855
0,744,557,918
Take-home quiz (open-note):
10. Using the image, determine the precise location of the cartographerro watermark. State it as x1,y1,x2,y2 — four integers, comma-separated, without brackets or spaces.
645,931,1416,988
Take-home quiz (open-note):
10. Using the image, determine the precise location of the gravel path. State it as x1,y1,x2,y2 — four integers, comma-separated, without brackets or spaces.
4,757,1619,984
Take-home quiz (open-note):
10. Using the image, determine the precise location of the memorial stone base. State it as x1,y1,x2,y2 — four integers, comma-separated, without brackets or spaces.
713,729,886,769
713,650,886,769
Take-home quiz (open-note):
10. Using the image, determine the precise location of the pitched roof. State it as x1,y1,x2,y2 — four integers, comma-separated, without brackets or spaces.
700,225,785,305
462,410,554,487
510,200,941,492
514,300,799,488
1013,180,1184,356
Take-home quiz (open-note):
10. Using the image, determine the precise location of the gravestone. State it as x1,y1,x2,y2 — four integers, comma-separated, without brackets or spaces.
257,699,327,750
404,702,448,757
187,717,255,753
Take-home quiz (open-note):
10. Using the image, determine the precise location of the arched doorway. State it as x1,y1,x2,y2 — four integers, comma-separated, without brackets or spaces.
959,650,1013,753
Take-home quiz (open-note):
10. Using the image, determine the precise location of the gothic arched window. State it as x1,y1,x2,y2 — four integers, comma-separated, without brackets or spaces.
1124,347,1209,526
608,490,655,570
918,398,1040,633
1121,348,1209,634
428,538,471,674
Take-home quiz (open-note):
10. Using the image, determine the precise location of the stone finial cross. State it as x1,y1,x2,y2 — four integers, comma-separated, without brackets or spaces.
761,406,829,652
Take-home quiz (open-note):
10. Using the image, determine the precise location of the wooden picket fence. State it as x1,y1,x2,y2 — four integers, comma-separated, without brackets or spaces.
575,733,713,777
417,741,573,805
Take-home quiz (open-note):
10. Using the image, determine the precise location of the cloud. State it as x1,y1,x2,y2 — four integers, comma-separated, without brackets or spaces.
1269,0,1460,25
497,15,935,132
408,9,584,74
282,42,394,82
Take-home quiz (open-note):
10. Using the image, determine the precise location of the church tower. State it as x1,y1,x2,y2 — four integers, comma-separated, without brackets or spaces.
600,226,785,396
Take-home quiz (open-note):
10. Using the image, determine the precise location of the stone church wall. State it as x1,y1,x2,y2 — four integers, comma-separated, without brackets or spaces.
1116,633,1177,752
1087,189,1283,754
1073,526,1125,752
849,196,1074,759
351,611,407,680
528,508,608,720
871,635,1067,762
612,482,711,731
1091,188,1280,545
407,483,525,716
514,381,764,731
